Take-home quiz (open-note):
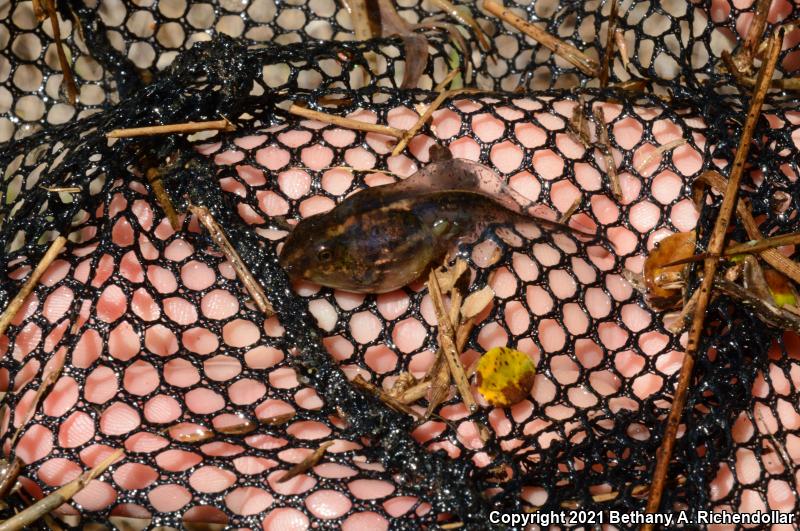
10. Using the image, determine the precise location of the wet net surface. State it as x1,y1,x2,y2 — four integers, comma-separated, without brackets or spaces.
1,0,800,529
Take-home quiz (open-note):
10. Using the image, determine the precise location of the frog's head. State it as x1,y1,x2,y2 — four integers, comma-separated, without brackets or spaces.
279,213,363,291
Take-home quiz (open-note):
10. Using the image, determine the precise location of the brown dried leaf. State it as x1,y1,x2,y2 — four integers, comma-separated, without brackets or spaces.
260,412,297,426
388,372,418,398
278,441,335,483
461,286,495,319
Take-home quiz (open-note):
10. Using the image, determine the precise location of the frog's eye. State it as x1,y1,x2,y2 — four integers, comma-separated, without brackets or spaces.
317,248,333,263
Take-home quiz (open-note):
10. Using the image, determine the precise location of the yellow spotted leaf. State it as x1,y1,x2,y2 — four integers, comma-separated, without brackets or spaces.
476,347,536,407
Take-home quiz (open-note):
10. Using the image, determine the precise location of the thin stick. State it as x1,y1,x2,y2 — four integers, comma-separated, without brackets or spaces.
0,449,123,531
593,107,622,201
665,231,800,267
391,76,480,157
107,118,235,138
39,185,81,194
599,0,618,87
288,104,404,139
483,0,600,77
0,236,67,338
145,169,181,231
433,67,461,93
278,441,335,483
634,139,687,175
427,270,477,412
726,232,800,257
643,30,782,526
189,205,274,316
43,0,77,105
558,195,582,224
0,457,23,499
8,353,66,450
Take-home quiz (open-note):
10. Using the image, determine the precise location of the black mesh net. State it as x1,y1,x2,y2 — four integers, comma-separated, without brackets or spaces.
1,0,799,529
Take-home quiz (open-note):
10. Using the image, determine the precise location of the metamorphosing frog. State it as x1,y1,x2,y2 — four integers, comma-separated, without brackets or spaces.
279,148,601,293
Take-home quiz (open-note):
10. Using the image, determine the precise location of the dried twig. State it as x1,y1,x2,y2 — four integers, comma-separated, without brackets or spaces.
599,0,618,87
288,104,404,139
725,232,800,258
39,185,81,194
399,314,476,405
340,0,377,41
278,441,335,483
144,168,181,231
483,0,600,77
0,449,123,531
723,40,800,91
558,195,583,224
0,236,67,338
42,0,77,105
643,29,782,525
427,269,477,412
189,205,274,316
8,353,66,449
592,107,622,201
0,457,23,499
107,118,235,138
665,230,800,268
391,70,481,156
634,139,687,175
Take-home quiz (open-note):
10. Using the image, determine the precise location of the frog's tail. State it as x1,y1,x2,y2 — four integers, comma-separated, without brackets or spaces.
521,212,615,252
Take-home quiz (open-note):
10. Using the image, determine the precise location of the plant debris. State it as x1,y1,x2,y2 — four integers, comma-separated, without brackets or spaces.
189,205,275,316
475,347,536,407
427,267,477,413
278,441,335,483
644,28,783,524
592,107,622,202
0,449,123,531
0,236,67,338
484,0,600,77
